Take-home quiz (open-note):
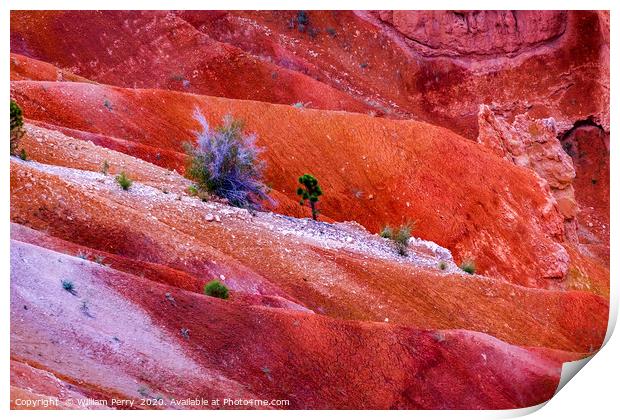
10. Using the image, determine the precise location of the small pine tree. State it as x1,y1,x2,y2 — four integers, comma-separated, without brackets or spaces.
203,280,229,299
10,99,25,155
116,171,132,191
296,174,322,220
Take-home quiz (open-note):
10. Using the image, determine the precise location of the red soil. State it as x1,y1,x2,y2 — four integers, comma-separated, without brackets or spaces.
10,11,373,115
11,238,582,409
10,53,92,83
10,134,608,353
12,81,574,288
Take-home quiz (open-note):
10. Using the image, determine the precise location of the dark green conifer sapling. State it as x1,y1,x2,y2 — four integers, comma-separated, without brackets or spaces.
296,174,322,220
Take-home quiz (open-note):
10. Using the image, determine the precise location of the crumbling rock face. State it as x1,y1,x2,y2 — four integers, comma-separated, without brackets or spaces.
560,122,610,261
374,11,567,57
477,105,578,244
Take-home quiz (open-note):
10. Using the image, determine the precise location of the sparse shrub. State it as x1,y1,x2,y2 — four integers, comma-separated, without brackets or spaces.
360,62,369,69
10,99,25,155
438,261,447,270
101,160,110,175
76,250,89,260
62,280,77,295
292,101,312,109
103,99,113,111
380,222,415,256
165,292,177,306
297,174,322,220
187,185,199,195
460,260,476,275
184,111,271,210
203,280,229,299
19,149,28,161
186,184,210,201
379,225,393,239
326,27,337,38
116,171,132,190
393,223,413,256
308,27,320,39
297,10,309,32
80,301,94,318
180,328,190,340
261,366,273,380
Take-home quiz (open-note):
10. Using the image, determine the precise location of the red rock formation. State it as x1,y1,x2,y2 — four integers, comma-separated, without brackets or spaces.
374,11,567,57
477,105,578,241
11,11,610,138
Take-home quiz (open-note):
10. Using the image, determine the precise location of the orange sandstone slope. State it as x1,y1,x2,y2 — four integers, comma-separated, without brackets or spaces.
9,95,608,411
9,129,608,352
11,81,578,289
9,127,603,408
10,53,93,83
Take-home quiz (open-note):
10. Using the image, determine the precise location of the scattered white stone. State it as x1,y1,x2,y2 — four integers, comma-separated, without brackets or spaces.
205,214,215,222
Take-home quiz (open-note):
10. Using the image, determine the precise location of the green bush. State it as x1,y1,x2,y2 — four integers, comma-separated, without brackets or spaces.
62,279,77,295
10,99,25,155
380,221,415,256
187,184,210,201
297,174,322,220
460,260,476,275
116,171,132,191
203,280,229,299
379,226,393,239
